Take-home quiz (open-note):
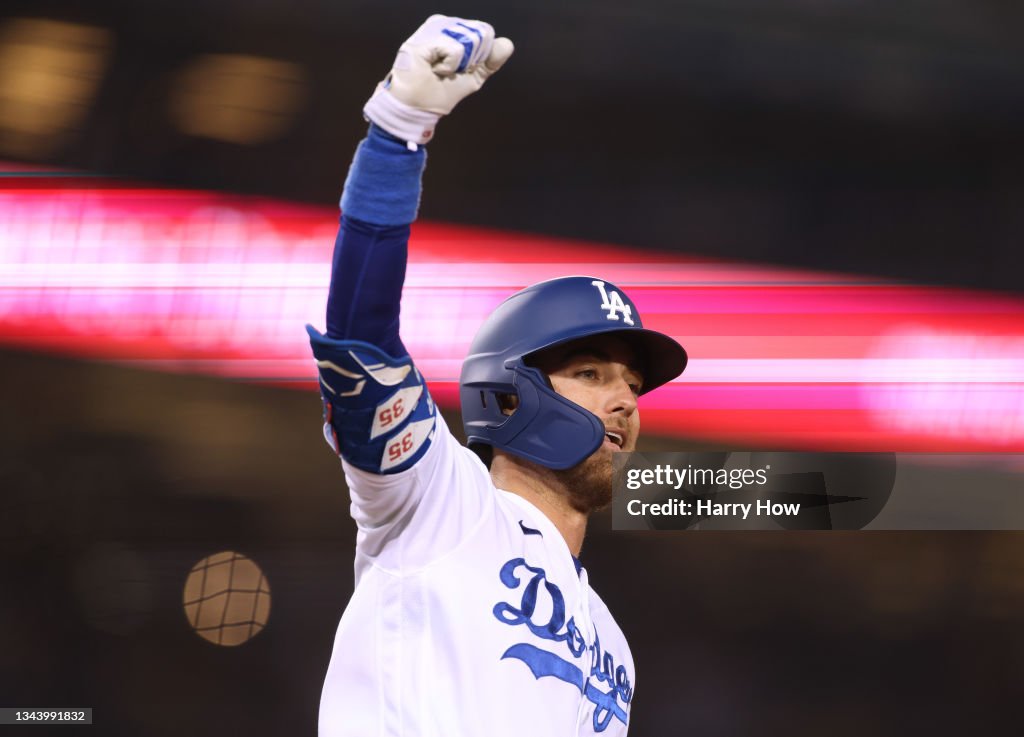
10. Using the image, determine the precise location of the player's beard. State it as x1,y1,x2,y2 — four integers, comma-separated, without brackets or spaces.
555,447,614,514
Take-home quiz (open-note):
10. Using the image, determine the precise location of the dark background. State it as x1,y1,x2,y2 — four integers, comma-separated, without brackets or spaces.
4,0,1024,292
2,1,1024,734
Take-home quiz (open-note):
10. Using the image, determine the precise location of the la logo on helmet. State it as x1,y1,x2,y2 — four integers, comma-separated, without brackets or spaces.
591,280,634,326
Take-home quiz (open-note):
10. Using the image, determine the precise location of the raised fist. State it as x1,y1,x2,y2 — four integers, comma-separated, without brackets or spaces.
363,15,514,148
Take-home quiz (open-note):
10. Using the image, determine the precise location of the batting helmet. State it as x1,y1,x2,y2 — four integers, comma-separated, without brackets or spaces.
459,276,687,470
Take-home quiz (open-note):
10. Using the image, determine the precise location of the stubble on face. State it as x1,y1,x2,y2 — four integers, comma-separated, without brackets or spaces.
555,448,614,514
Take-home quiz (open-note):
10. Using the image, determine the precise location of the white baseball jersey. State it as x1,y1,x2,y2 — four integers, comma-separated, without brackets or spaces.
319,414,635,736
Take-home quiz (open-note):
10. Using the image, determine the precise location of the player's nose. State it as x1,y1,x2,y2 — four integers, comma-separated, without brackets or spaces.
605,375,638,417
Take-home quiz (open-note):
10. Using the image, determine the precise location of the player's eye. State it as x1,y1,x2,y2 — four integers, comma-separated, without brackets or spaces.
575,368,598,380
628,383,642,396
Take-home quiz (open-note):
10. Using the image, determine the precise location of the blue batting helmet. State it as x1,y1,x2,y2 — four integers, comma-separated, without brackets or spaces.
459,275,687,470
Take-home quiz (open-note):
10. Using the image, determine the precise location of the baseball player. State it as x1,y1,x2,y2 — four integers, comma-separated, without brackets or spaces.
308,15,687,736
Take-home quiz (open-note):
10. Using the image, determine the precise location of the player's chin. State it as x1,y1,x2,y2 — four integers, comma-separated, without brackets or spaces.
563,451,614,514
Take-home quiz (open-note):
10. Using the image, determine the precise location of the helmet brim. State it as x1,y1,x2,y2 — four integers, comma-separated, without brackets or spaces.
523,326,687,396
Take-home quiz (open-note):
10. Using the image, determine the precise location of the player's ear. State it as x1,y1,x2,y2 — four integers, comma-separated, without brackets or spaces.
497,393,519,416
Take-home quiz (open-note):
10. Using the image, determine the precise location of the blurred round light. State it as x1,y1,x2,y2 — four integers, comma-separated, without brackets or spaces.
183,550,271,646
0,18,112,157
170,54,306,145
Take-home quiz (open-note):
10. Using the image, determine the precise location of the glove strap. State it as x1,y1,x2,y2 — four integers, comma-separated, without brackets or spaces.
363,84,440,149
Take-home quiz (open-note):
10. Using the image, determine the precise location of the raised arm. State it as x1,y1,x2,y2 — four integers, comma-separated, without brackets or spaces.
307,15,513,475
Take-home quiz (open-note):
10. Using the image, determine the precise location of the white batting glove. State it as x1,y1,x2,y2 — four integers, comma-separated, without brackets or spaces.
363,15,514,149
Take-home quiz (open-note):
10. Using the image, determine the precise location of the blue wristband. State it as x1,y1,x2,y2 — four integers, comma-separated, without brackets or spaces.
339,124,428,226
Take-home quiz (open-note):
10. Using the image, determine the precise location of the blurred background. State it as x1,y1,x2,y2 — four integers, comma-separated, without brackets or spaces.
2,1,1024,734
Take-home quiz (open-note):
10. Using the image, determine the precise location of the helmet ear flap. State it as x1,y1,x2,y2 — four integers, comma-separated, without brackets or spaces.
466,388,519,467
471,363,605,470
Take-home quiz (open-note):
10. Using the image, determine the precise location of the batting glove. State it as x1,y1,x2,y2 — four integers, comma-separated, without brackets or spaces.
363,15,514,149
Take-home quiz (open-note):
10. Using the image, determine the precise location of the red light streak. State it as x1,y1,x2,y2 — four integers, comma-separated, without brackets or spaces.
2,172,1023,450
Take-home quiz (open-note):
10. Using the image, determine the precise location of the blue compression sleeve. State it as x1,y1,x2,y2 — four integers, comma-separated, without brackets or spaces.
325,217,410,356
326,125,427,354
